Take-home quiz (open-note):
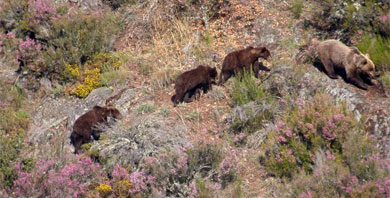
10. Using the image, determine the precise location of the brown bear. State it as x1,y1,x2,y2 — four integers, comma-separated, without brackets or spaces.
314,39,378,90
171,65,218,107
218,46,271,85
171,86,202,104
70,105,122,154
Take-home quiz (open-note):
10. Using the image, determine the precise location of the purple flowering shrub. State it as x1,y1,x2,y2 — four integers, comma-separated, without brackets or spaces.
286,147,390,197
261,93,357,177
376,11,390,38
260,93,390,197
139,129,238,197
8,155,103,198
0,0,121,83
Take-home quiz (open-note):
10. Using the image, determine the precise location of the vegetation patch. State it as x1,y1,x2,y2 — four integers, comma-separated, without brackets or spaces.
0,0,122,96
260,93,390,197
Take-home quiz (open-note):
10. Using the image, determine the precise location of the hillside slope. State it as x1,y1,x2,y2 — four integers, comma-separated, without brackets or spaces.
2,0,390,197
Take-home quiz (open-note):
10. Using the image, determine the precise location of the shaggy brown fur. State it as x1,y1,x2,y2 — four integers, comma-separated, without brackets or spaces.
314,39,378,90
171,86,202,104
171,65,217,107
70,105,122,154
218,46,271,85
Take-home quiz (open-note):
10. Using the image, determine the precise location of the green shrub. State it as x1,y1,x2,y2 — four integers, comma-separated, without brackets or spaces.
0,81,30,188
137,102,156,115
230,68,274,106
380,72,390,86
291,0,304,19
357,34,390,72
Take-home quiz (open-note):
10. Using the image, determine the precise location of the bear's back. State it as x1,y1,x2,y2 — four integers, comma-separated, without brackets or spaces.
317,40,350,66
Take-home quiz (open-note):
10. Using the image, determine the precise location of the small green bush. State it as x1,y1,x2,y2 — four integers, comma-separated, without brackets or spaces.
137,102,156,115
0,81,30,188
291,0,304,19
231,68,274,106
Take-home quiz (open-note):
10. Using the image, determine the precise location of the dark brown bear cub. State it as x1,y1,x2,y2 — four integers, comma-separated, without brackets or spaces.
218,46,271,85
70,105,122,154
171,65,217,107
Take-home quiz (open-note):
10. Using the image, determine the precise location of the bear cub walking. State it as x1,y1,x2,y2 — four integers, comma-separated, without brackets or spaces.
218,46,271,85
171,65,217,107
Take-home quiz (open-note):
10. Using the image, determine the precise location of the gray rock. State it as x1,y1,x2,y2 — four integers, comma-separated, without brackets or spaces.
90,116,187,171
56,0,105,11
39,77,53,91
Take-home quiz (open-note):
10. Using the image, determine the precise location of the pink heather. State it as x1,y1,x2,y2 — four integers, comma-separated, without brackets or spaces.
6,32,16,39
28,0,57,20
326,151,336,160
284,128,292,138
379,12,390,25
112,164,129,181
276,121,286,130
188,181,198,198
322,126,336,141
299,190,313,198
129,171,150,193
332,113,344,121
278,135,287,143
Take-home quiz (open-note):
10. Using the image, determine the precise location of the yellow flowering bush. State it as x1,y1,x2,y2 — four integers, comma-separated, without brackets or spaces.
67,52,123,98
65,63,81,79
95,183,112,197
73,68,101,98
113,180,132,197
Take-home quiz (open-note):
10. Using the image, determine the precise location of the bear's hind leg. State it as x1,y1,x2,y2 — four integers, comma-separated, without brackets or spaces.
320,58,338,79
73,138,83,154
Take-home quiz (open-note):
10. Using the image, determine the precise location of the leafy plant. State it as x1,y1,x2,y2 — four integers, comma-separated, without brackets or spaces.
231,68,274,106
291,0,304,19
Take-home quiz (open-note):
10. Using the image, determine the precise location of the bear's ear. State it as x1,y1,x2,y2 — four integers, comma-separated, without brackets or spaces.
365,53,370,59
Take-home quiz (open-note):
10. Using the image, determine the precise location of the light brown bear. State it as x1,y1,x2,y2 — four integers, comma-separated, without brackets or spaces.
314,39,378,90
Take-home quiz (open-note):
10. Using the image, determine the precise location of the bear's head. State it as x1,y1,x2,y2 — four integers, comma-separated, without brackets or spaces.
251,47,271,61
93,105,122,120
355,53,378,79
209,67,218,79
